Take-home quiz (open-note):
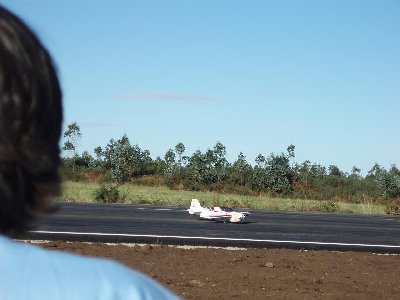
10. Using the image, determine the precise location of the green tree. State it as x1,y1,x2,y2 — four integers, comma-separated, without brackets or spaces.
184,142,229,189
350,166,361,179
328,165,343,177
211,141,228,182
152,156,168,176
92,146,104,170
368,163,400,198
94,146,103,160
287,144,295,159
174,142,188,179
230,152,252,186
77,150,94,169
389,164,400,176
251,145,295,194
164,149,176,175
174,142,186,167
251,154,268,192
62,122,81,173
265,152,293,193
103,135,152,183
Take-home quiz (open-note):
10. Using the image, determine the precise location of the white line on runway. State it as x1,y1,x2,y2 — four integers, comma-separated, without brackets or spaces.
29,230,400,249
134,207,180,211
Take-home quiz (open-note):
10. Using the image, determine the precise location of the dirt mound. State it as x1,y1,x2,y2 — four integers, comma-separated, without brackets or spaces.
37,241,400,299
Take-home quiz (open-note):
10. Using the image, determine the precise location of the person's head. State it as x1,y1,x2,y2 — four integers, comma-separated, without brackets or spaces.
0,6,63,235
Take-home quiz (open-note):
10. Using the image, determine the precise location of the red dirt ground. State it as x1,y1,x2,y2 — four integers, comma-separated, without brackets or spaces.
37,241,399,299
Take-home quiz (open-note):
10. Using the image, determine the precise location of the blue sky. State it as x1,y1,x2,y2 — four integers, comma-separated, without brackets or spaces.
3,1,399,174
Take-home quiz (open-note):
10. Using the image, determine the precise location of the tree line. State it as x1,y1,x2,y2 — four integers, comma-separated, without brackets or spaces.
62,122,400,203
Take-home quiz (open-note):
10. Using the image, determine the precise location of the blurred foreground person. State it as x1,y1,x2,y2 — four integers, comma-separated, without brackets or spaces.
0,5,178,300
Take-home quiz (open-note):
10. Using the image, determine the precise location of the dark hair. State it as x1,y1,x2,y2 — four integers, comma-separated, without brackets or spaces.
0,6,63,234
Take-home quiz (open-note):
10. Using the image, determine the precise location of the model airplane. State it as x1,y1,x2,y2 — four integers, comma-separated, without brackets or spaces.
188,199,250,223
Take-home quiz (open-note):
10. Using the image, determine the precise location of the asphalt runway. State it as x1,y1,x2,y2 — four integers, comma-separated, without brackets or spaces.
22,202,400,253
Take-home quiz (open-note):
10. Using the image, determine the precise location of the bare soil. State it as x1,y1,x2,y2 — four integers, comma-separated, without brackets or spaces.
38,241,400,299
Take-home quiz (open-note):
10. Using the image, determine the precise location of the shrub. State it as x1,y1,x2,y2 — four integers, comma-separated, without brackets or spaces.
79,170,106,182
132,175,165,187
94,184,125,203
318,201,339,213
60,164,85,181
385,200,400,215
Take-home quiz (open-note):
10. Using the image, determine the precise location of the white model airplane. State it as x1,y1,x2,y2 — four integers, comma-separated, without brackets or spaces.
188,199,250,223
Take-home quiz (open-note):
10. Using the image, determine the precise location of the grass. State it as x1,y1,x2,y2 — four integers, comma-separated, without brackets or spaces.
60,181,387,215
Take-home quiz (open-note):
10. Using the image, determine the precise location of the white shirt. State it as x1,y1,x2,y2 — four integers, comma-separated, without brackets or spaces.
0,235,179,300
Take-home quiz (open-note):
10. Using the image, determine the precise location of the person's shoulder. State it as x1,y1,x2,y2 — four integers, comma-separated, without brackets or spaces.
40,244,179,299
0,236,179,300
72,252,179,299
78,254,179,300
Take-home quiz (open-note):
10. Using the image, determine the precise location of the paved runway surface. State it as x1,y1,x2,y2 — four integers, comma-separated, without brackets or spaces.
23,202,400,253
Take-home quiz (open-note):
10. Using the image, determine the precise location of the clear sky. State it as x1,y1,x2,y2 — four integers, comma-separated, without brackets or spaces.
3,1,399,174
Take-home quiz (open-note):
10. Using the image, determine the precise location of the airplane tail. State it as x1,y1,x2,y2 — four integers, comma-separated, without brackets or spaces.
188,199,203,215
